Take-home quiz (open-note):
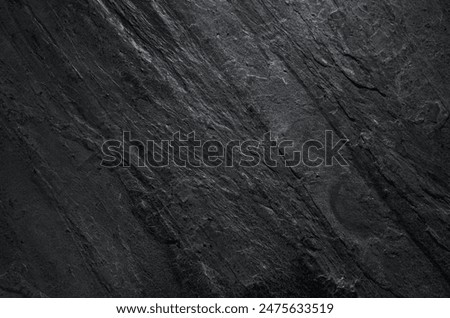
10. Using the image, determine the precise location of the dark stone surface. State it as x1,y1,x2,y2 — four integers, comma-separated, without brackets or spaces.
0,0,449,297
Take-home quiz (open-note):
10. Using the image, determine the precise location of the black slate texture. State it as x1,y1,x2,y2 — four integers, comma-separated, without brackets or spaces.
0,0,449,297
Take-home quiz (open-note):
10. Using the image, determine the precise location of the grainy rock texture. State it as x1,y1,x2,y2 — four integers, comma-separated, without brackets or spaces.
0,0,449,297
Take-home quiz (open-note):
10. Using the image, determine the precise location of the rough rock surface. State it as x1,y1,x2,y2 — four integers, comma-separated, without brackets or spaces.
0,0,449,297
